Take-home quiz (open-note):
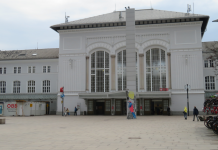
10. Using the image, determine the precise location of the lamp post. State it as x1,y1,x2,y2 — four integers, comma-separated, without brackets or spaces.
184,84,191,116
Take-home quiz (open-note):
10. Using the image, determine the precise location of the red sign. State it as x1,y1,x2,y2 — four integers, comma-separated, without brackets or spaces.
160,88,169,91
112,106,114,110
140,106,142,110
7,104,17,108
60,87,64,92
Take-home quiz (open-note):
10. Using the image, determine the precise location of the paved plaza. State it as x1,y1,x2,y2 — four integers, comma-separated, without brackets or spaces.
0,115,218,150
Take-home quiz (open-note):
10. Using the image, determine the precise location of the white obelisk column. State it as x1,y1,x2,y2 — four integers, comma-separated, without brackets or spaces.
126,8,136,92
126,8,137,119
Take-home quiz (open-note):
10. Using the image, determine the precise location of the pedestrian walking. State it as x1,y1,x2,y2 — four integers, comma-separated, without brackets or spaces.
193,106,199,121
183,106,187,120
167,106,170,116
66,108,70,115
74,107,77,116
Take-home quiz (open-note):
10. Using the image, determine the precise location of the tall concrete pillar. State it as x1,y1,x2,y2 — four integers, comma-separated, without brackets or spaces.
86,56,89,91
111,55,116,91
139,54,144,90
126,8,136,92
167,53,171,89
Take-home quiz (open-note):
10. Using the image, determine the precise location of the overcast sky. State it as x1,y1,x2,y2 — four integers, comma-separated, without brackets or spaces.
0,0,217,50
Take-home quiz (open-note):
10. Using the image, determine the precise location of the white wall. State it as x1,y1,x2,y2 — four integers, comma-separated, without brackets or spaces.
0,59,58,93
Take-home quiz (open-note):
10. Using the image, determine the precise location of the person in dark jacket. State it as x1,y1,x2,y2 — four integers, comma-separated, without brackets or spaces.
193,106,199,121
74,107,77,116
167,107,170,116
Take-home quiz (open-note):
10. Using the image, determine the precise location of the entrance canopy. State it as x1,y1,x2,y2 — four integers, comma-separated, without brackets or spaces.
78,91,171,99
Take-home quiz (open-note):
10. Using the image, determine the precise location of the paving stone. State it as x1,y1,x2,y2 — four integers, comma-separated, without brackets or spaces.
0,116,218,149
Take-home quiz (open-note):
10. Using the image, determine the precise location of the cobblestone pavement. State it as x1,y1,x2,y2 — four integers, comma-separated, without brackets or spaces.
0,115,218,150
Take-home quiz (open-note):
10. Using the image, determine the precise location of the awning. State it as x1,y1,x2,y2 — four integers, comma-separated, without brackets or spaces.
78,91,171,99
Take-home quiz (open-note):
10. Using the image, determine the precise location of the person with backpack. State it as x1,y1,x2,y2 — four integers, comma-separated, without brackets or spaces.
193,106,199,121
74,107,78,116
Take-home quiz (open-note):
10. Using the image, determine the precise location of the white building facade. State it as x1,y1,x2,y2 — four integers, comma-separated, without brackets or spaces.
1,9,213,116
0,49,59,115
51,9,209,115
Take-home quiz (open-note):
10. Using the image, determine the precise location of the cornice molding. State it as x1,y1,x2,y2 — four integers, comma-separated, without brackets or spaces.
0,93,57,100
58,21,203,34
170,48,202,52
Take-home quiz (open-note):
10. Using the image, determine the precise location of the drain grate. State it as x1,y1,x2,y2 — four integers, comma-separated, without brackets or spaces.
128,137,141,139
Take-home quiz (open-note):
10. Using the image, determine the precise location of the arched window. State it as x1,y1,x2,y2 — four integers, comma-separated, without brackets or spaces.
0,81,6,93
28,80,35,93
13,81,20,93
43,80,50,93
117,50,138,91
91,51,109,92
146,48,166,91
205,76,215,90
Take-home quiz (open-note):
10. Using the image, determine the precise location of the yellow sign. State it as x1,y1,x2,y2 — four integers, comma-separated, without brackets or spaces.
61,101,63,104
30,104,32,107
47,104,49,107
128,91,134,99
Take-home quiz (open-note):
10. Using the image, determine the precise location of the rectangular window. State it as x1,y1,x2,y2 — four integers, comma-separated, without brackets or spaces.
14,67,17,74
205,60,214,68
144,100,150,111
0,68,2,74
18,67,21,73
43,80,50,93
204,60,208,68
28,80,35,93
28,66,36,73
28,67,31,73
43,66,46,73
4,67,6,74
116,100,121,111
88,101,93,111
105,101,110,111
0,81,6,93
205,76,215,90
33,66,35,73
47,66,51,73
163,100,168,111
13,81,20,93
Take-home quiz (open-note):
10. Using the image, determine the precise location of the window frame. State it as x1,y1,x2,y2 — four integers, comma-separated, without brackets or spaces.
0,81,6,93
28,66,36,73
43,66,51,73
145,47,167,92
205,76,216,90
27,80,35,93
13,81,21,93
204,59,215,68
90,50,110,92
42,80,50,93
116,49,139,91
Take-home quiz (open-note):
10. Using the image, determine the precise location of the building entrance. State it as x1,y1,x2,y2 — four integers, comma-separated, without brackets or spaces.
96,102,105,115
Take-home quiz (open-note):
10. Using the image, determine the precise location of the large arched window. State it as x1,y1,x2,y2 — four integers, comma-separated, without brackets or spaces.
117,50,138,91
91,51,109,92
146,48,166,91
